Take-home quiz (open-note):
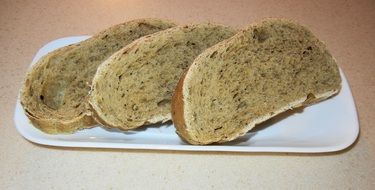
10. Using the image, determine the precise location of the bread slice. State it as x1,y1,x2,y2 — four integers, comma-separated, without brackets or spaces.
172,19,342,145
20,19,176,134
89,23,236,130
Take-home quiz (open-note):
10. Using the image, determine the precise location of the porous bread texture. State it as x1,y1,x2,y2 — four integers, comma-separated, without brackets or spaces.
89,23,236,130
172,19,342,145
20,18,176,134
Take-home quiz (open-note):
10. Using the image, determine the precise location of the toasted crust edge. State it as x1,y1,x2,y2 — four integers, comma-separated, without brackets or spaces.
171,70,201,144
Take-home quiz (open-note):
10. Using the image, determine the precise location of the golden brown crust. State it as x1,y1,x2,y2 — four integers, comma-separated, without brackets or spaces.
171,71,189,141
171,70,202,145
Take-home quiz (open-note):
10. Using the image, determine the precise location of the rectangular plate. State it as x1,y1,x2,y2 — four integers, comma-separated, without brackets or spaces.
14,36,359,153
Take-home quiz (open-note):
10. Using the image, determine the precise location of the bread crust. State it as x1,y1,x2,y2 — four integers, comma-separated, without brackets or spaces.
171,70,202,144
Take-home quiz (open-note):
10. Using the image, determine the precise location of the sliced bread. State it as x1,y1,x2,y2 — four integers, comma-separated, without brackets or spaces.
20,19,176,134
172,19,342,145
89,23,236,130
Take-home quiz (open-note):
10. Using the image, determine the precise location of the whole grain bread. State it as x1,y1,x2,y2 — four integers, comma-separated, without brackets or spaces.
20,18,176,134
172,19,342,145
89,23,236,130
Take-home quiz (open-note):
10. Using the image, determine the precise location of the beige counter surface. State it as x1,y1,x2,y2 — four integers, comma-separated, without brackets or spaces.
1,0,374,189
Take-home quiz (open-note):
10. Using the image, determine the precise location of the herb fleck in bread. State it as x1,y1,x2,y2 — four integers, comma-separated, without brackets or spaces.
172,19,342,145
20,19,176,134
89,23,236,130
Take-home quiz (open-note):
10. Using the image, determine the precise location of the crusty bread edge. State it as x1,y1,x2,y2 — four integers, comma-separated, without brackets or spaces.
171,70,199,144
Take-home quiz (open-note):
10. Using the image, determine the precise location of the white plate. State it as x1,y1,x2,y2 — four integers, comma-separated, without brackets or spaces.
14,36,359,153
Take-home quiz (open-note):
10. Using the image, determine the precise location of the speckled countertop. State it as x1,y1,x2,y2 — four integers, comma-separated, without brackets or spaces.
1,0,374,189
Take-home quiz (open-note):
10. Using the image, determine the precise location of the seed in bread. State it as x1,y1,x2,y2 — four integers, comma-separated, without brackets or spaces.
171,19,342,145
89,23,236,130
20,18,176,134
